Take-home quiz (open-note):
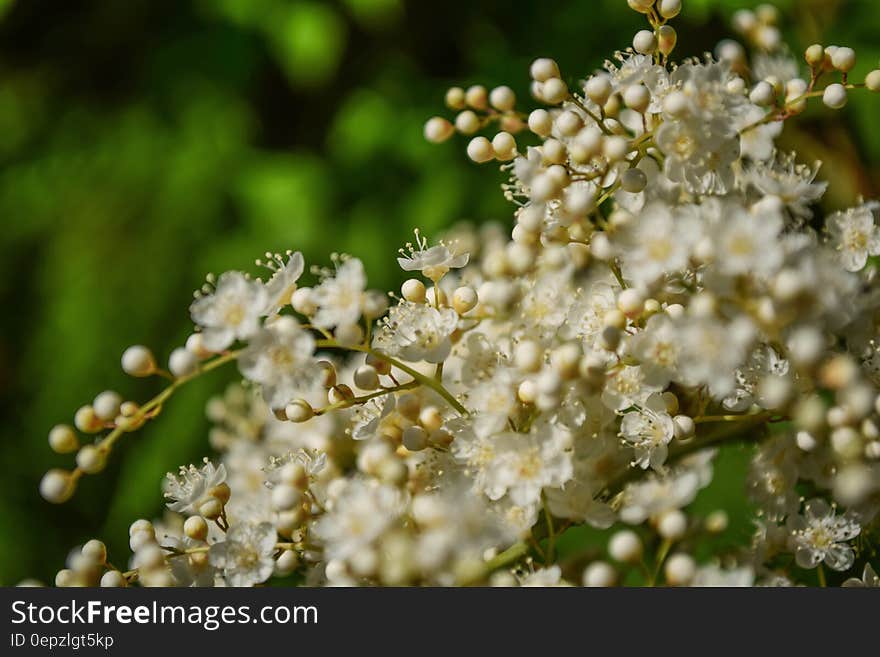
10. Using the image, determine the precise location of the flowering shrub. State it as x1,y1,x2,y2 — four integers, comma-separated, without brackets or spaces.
35,0,880,587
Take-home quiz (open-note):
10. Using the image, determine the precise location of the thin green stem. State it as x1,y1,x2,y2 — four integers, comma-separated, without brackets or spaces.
460,541,529,585
313,380,419,415
316,339,468,416
93,350,241,459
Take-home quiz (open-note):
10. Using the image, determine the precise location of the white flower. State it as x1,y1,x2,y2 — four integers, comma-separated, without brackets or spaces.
790,498,860,571
372,301,459,363
628,314,682,387
520,565,569,587
842,563,879,587
190,272,268,351
350,395,395,441
602,365,658,411
692,564,755,587
723,345,789,412
744,154,827,222
827,204,880,272
165,536,217,587
714,202,783,278
238,316,316,409
620,393,675,470
397,230,468,280
312,479,405,561
208,522,277,587
261,251,304,313
677,317,755,399
312,257,366,329
562,281,619,343
164,459,227,515
619,202,697,286
479,421,573,507
619,451,716,524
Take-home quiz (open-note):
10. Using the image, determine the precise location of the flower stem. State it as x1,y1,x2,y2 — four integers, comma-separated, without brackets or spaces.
315,339,468,416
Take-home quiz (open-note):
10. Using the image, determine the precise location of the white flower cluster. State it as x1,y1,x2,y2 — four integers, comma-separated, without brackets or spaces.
36,0,880,588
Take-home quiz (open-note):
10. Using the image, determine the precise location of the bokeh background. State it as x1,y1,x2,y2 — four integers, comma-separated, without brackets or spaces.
1,0,878,584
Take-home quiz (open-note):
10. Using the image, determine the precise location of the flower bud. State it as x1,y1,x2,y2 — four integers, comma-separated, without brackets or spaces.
121,345,155,377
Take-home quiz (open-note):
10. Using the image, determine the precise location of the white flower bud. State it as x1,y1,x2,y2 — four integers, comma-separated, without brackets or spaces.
423,116,454,143
93,391,122,422
285,399,314,423
823,83,847,109
76,445,106,474
705,510,729,533
74,405,102,433
168,347,198,378
602,135,629,162
121,345,155,377
40,469,75,503
445,86,465,109
555,110,583,136
465,85,488,109
673,414,695,440
632,30,657,55
100,570,127,587
184,515,209,541
334,322,363,347
136,544,165,571
491,131,517,160
664,553,695,585
623,84,651,113
184,332,212,359
617,288,645,317
749,80,776,106
627,0,654,13
272,483,302,511
81,539,107,564
550,343,582,380
542,138,567,164
590,232,614,261
583,561,617,587
658,0,681,19
489,85,516,111
452,286,478,315
402,425,428,452
716,39,745,66
831,46,855,72
517,379,538,404
275,550,300,576
528,109,553,137
328,384,354,406
804,44,825,67
55,569,79,587
401,278,426,303
831,426,862,459
354,365,380,391
129,519,154,537
530,57,560,82
663,90,689,118
608,530,643,563
541,78,569,105
866,70,880,92
585,75,612,106
290,287,316,316
657,510,687,540
467,136,495,163
49,424,79,454
454,110,480,135
620,168,648,193
515,340,544,373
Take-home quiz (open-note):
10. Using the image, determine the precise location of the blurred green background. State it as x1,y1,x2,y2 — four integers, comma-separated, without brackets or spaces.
1,0,878,584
